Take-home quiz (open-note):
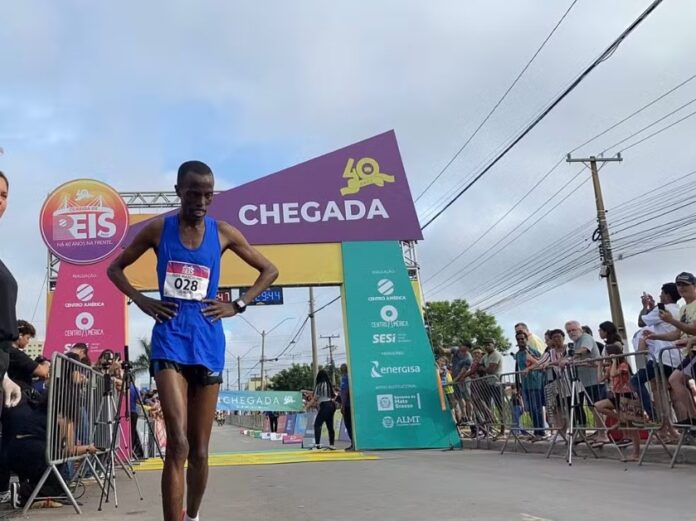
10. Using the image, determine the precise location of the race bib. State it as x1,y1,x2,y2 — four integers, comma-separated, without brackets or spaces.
163,261,210,301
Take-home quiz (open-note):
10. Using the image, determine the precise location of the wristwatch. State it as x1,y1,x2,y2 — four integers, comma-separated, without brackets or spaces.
232,298,247,314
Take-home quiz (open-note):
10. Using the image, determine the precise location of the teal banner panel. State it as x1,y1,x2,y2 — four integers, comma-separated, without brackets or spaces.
342,241,459,449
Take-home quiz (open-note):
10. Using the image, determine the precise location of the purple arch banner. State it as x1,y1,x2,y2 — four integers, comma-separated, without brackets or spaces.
128,130,423,245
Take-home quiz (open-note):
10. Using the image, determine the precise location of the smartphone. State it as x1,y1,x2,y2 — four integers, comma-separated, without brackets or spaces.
657,303,665,311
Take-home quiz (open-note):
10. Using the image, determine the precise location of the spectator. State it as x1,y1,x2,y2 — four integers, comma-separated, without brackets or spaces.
583,325,605,355
513,331,545,439
0,320,49,503
438,357,458,425
565,320,605,429
3,389,97,509
647,272,696,424
32,357,50,394
309,369,336,450
14,320,36,351
631,283,682,427
482,339,505,435
65,343,90,365
129,382,144,459
528,329,569,437
7,320,49,389
265,411,278,433
514,323,545,353
339,364,353,451
452,341,474,424
592,344,642,461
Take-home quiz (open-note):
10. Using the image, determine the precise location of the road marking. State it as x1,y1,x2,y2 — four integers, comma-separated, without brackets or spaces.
521,514,554,521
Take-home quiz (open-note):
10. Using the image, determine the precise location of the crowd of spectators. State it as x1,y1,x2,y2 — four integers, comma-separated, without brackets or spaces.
437,271,696,462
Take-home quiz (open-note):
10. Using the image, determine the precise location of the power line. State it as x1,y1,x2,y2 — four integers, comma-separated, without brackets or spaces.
420,0,665,231
414,0,579,203
423,78,696,292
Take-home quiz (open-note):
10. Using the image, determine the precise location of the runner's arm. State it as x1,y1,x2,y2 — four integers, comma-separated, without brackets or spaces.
107,221,178,321
218,221,278,303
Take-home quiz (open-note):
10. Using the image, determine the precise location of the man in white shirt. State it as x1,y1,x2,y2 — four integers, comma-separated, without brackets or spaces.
631,283,682,420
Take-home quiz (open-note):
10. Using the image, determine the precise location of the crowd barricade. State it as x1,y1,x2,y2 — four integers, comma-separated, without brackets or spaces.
465,375,508,447
543,350,670,464
655,345,694,467
228,413,265,431
23,354,96,514
22,353,136,515
465,350,685,466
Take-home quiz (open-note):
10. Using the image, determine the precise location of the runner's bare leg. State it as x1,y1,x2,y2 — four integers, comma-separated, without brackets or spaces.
186,382,220,518
155,370,189,521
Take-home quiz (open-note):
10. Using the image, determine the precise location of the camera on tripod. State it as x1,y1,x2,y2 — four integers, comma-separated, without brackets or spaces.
566,342,575,358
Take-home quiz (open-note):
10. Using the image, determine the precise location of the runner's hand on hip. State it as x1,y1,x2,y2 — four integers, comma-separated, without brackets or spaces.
201,299,237,321
134,295,178,323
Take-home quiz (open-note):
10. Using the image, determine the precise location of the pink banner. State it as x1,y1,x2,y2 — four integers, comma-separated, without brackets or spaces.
44,252,127,361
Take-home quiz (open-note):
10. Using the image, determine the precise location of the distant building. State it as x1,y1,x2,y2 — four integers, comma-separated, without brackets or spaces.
246,376,268,391
24,339,44,360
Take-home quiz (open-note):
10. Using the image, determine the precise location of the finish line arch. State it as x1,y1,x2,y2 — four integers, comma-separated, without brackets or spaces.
44,131,459,450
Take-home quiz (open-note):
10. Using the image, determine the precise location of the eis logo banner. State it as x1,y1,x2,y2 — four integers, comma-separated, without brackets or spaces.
40,179,129,264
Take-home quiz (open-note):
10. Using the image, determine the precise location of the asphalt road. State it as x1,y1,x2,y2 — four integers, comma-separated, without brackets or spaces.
23,425,695,521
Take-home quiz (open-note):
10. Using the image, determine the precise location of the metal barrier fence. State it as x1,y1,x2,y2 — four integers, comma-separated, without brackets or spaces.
462,348,695,467
228,413,265,431
21,353,138,514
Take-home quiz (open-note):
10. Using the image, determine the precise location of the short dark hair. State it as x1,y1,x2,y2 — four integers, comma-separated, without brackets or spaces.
0,171,7,189
582,325,592,336
662,283,680,303
460,340,473,348
514,322,528,330
549,329,565,338
17,320,36,337
177,160,213,186
72,342,88,351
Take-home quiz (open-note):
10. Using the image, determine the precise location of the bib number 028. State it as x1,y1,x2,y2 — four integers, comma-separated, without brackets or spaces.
174,277,199,293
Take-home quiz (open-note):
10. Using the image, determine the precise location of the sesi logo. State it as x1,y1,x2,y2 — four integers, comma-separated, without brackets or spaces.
372,333,397,344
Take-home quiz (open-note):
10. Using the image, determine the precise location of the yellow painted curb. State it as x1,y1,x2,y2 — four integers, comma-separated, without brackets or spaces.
135,450,379,471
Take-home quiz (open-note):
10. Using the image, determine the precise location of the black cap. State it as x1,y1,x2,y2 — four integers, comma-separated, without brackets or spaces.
675,272,696,285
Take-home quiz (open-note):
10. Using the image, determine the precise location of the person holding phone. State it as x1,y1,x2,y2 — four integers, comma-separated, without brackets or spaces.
632,283,682,424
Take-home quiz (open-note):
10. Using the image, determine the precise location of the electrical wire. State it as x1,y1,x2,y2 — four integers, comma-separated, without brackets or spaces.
414,0,579,203
420,0,664,231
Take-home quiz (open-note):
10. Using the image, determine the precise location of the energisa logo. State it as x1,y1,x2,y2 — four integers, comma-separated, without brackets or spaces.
371,360,421,378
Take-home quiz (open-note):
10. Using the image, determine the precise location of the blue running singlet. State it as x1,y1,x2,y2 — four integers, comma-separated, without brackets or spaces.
150,215,225,372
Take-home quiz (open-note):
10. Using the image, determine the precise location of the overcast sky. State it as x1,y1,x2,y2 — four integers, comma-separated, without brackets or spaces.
2,0,695,384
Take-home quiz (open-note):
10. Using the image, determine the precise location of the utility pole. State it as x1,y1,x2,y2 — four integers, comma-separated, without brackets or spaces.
309,287,319,380
566,154,627,342
321,334,340,385
260,330,267,390
237,356,241,391
225,369,230,391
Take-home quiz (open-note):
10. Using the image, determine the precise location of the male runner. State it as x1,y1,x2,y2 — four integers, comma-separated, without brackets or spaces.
108,161,278,521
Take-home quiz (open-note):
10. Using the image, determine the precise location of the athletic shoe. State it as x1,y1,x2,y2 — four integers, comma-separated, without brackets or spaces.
345,445,355,451
312,444,321,450
327,445,336,450
0,490,10,504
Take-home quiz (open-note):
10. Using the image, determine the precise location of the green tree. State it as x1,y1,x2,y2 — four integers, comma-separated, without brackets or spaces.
131,337,153,385
424,299,509,352
269,364,315,391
